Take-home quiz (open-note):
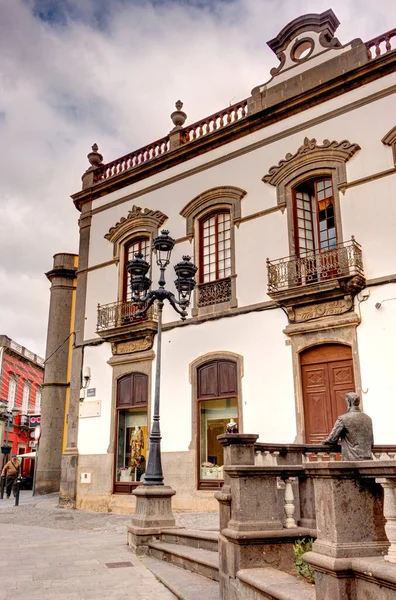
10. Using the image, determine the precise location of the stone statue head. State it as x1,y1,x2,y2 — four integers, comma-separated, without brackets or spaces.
345,391,360,410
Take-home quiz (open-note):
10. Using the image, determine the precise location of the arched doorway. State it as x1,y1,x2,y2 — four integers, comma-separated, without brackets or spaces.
301,344,355,443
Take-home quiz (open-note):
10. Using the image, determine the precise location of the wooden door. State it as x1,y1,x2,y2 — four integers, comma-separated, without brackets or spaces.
301,344,355,443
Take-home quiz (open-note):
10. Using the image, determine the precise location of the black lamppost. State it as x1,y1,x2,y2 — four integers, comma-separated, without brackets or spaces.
127,230,197,486
0,403,19,466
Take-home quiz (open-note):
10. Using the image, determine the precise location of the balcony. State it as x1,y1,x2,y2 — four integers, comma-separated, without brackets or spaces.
266,238,365,307
197,277,232,308
96,300,157,347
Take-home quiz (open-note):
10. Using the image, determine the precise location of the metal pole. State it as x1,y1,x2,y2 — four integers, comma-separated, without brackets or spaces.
14,477,21,506
32,442,39,497
144,301,164,486
0,475,5,499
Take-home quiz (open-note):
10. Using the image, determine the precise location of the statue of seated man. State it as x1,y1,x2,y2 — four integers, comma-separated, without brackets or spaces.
322,392,373,460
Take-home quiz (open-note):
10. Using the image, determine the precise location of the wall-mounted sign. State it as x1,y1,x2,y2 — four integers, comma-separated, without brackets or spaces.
86,388,96,398
29,415,41,428
79,400,101,419
34,426,41,441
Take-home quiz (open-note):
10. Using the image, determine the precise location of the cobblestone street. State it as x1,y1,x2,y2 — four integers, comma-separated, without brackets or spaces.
0,492,219,600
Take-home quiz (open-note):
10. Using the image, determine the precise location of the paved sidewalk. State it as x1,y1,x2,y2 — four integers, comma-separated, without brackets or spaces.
0,522,176,600
0,492,219,599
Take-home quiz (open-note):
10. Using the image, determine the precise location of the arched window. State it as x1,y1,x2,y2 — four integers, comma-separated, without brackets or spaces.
180,186,246,314
197,360,238,489
294,177,337,256
199,211,231,283
123,237,151,302
115,372,148,493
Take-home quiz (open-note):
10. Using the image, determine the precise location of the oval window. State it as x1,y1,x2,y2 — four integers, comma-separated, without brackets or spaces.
292,39,314,61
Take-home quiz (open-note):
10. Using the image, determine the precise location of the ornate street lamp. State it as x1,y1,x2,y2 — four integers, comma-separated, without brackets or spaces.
0,404,19,460
127,230,197,486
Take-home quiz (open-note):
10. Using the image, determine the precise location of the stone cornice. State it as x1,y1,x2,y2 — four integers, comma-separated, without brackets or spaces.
180,186,246,236
262,137,360,186
104,205,168,244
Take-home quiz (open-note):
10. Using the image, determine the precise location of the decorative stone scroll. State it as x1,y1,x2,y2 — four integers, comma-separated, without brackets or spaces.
263,138,360,188
105,205,167,244
289,297,353,323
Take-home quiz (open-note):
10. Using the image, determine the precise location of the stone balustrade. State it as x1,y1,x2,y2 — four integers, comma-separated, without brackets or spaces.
366,27,396,59
217,434,396,600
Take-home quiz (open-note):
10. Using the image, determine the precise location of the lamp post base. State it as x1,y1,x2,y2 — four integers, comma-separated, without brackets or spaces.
128,485,177,554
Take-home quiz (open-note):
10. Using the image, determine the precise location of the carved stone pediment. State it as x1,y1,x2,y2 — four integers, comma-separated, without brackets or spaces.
262,138,360,187
105,205,168,244
288,297,353,323
111,331,155,355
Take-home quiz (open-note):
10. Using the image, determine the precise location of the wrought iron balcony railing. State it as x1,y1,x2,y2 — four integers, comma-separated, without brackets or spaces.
267,238,364,293
96,300,157,332
197,277,232,307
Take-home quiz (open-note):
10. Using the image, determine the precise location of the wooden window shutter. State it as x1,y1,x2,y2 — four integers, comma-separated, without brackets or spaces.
117,373,148,407
198,360,237,399
218,361,237,396
132,373,148,406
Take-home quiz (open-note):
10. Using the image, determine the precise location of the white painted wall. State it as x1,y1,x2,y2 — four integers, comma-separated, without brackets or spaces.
78,62,396,458
78,342,113,455
356,284,396,443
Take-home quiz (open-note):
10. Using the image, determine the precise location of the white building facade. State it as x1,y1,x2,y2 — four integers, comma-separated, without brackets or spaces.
55,11,396,512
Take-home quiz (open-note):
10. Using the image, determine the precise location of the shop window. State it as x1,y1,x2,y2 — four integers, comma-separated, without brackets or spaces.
114,373,148,491
197,360,238,487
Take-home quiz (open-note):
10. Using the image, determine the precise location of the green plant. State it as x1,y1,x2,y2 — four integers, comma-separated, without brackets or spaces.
293,538,315,583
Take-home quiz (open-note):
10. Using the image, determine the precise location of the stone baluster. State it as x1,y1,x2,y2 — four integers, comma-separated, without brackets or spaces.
284,478,297,529
377,478,396,563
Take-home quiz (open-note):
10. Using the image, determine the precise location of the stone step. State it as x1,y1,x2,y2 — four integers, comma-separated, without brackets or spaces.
142,555,220,600
148,540,219,582
161,528,219,552
237,567,315,600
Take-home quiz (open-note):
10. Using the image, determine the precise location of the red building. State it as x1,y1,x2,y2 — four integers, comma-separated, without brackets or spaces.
0,335,44,470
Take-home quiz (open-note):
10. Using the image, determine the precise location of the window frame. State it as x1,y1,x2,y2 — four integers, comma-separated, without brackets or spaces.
199,210,232,284
292,176,338,256
122,236,151,303
7,375,17,411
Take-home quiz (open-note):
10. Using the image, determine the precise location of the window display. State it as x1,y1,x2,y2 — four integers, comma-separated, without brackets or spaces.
116,408,147,482
199,397,238,480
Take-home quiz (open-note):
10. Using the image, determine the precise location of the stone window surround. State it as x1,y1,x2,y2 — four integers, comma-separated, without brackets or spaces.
104,205,168,304
189,351,244,490
285,314,362,443
262,138,360,255
107,350,154,492
382,126,396,167
180,187,246,317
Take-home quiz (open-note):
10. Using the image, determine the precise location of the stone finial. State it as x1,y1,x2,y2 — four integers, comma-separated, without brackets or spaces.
87,143,103,169
170,100,187,129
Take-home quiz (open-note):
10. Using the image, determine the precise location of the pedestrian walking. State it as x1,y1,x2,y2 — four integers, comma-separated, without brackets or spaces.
1,454,20,499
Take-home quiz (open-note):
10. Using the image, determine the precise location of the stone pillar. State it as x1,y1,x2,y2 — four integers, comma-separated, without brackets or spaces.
215,434,259,532
35,253,77,494
59,203,92,508
377,478,396,563
127,486,176,554
304,462,391,600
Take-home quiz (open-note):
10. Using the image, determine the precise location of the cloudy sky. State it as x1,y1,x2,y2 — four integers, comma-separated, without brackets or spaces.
0,0,395,356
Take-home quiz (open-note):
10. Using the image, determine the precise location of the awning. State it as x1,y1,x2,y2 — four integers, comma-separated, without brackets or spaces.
17,452,37,459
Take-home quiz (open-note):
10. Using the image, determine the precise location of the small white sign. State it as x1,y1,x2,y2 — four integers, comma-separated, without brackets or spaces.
79,400,101,418
80,472,91,484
